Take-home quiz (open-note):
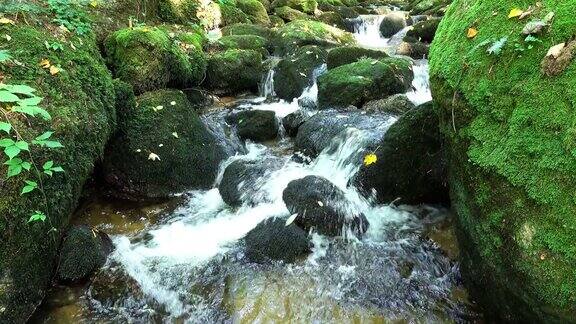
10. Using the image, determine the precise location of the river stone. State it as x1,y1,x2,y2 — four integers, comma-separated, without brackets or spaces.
326,46,389,70
274,20,357,55
354,102,448,205
205,49,263,95
219,158,284,207
57,226,114,283
231,110,280,142
379,12,407,37
245,218,312,263
404,18,440,43
273,6,309,22
270,0,317,14
396,41,430,59
274,45,327,101
282,111,308,137
362,94,416,115
317,11,347,30
430,1,576,321
283,175,369,236
318,3,359,19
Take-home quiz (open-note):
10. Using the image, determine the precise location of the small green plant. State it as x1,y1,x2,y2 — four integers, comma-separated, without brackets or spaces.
45,41,65,52
487,37,508,56
0,81,64,224
47,0,92,36
0,50,12,63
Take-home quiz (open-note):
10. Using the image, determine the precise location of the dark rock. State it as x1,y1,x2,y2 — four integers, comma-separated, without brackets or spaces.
282,111,308,137
283,175,369,236
245,217,312,263
404,18,440,43
353,102,449,205
363,94,416,115
379,12,408,37
219,158,284,207
57,226,113,283
326,46,389,70
206,49,263,95
231,110,280,142
274,45,327,101
318,4,359,19
317,11,347,30
396,41,430,59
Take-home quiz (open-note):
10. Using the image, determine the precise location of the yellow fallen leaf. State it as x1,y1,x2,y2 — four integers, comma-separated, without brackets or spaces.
39,59,51,68
49,65,60,75
546,42,566,58
0,18,15,25
467,28,478,39
508,8,523,19
363,153,377,166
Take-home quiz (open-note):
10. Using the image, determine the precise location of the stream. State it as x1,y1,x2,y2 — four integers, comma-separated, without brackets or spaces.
32,14,479,323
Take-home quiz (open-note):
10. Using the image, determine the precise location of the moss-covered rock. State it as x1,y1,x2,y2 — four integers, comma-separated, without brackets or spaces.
236,0,271,25
269,15,286,27
274,19,356,55
316,11,347,30
221,23,276,40
274,6,309,22
274,45,327,100
405,0,451,15
396,41,430,59
318,3,359,19
404,18,440,43
105,27,206,94
159,0,222,28
430,1,576,321
206,49,264,94
0,25,116,322
56,226,113,283
103,89,229,200
362,94,416,115
317,57,413,109
210,34,269,56
326,46,388,69
271,0,317,14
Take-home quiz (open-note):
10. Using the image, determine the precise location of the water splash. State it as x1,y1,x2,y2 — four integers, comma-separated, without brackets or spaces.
406,59,432,105
350,15,389,50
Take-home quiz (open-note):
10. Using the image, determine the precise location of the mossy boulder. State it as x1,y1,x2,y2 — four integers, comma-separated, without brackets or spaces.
318,3,359,19
379,12,408,37
236,0,271,25
210,34,270,56
405,0,451,15
430,1,576,321
316,11,347,30
274,19,356,55
404,18,440,43
269,15,286,27
56,226,113,283
105,27,206,94
159,0,222,28
206,49,264,94
317,57,413,109
0,26,116,322
221,23,276,41
354,102,448,204
274,6,309,22
362,94,416,115
274,45,327,101
219,2,252,25
326,46,389,69
270,0,317,14
103,89,229,200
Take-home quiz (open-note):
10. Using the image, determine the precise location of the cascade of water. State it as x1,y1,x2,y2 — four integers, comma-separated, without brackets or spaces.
406,59,433,105
351,15,389,50
259,68,276,98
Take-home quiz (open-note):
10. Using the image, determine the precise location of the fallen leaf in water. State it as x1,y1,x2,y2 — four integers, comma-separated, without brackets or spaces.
508,8,524,19
148,152,160,161
0,18,15,25
285,213,298,226
467,28,478,39
547,43,565,58
363,153,377,166
299,72,307,77
49,65,59,75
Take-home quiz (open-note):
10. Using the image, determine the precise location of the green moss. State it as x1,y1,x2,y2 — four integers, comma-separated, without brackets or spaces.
57,226,111,282
274,6,309,22
221,23,275,39
112,79,137,132
270,0,317,14
274,45,327,100
219,2,252,26
236,0,271,25
318,57,413,109
430,0,576,321
205,49,263,94
158,0,221,27
316,11,346,30
211,34,269,56
0,25,115,322
274,19,356,55
103,89,228,199
404,18,440,43
269,15,285,27
326,46,389,69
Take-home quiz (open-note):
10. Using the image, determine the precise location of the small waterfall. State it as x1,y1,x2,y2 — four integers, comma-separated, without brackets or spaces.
350,15,389,50
406,59,432,105
259,67,276,98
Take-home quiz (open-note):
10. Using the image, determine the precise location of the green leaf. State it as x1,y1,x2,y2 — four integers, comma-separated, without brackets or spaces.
35,131,53,141
0,122,11,134
0,138,14,147
21,183,38,195
44,170,53,177
28,211,47,223
6,163,22,178
43,140,64,148
7,85,36,96
0,90,20,103
51,166,64,172
4,145,21,159
43,160,54,170
15,141,29,151
12,105,52,120
19,96,43,106
21,161,31,171
4,157,22,166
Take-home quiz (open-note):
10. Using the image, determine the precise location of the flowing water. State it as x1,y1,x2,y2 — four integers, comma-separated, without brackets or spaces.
32,14,480,324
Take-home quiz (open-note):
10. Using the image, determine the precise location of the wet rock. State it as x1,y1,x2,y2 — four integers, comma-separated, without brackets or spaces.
283,175,369,236
282,111,308,137
379,12,408,37
206,49,263,95
396,41,430,59
273,6,309,22
219,158,284,207
353,102,448,205
362,94,416,115
318,4,359,19
209,34,270,56
404,18,440,43
317,57,413,109
274,45,327,101
274,20,356,55
103,90,230,200
245,218,312,263
57,226,113,283
317,11,347,30
231,110,280,142
326,46,389,70
270,0,317,14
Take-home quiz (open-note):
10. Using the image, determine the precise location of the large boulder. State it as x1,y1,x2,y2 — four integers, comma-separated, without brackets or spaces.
235,0,271,25
379,12,408,37
105,27,206,94
219,157,284,207
282,111,308,137
221,23,276,40
56,226,113,283
354,102,448,205
430,1,576,321
230,110,280,142
404,18,440,43
396,41,430,59
362,94,416,115
209,34,270,56
245,218,312,263
206,49,263,94
0,25,116,322
159,0,222,28
103,89,230,200
317,57,414,109
274,45,327,101
326,46,388,70
271,0,317,14
405,0,451,16
274,20,356,55
283,176,369,236
316,11,347,30
273,6,309,22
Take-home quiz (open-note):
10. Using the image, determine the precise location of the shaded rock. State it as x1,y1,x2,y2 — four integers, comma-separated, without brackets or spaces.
316,11,347,30
362,94,416,115
282,111,308,137
318,3,359,19
274,6,309,22
209,34,269,56
269,15,286,27
235,0,271,25
317,57,413,109
219,157,284,207
271,0,317,14
206,49,263,94
379,12,407,37
274,20,356,55
231,110,280,142
353,102,448,205
245,218,312,263
221,23,276,40
283,176,369,236
404,18,440,43
396,41,429,59
274,45,327,101
326,46,388,69
57,226,113,283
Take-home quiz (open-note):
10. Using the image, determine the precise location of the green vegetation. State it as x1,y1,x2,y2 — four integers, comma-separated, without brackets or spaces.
211,34,270,56
206,49,264,93
274,19,356,54
326,46,389,69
